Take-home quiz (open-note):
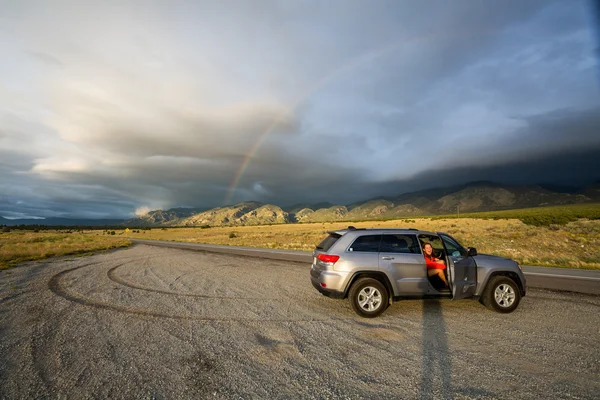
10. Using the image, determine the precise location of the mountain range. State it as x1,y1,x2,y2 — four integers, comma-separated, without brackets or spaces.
3,182,598,227
123,182,600,227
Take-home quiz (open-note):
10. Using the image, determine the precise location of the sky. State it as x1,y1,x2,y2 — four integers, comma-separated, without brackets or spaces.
1,0,600,219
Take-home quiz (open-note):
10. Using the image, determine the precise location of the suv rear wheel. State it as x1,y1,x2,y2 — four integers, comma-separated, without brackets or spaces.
481,276,521,313
348,278,389,318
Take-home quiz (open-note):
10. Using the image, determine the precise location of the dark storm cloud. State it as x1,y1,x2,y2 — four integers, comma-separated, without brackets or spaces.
0,0,599,218
433,106,600,171
222,106,600,206
392,147,600,195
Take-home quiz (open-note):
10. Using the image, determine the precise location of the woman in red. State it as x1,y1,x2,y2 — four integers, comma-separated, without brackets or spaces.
423,243,448,287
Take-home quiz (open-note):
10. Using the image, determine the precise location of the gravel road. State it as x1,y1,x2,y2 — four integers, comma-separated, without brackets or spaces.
1,244,599,399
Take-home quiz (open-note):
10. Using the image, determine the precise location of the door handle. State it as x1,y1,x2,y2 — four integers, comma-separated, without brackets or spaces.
381,256,394,260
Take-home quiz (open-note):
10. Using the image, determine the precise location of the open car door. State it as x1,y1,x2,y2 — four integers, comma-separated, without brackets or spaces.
440,233,477,299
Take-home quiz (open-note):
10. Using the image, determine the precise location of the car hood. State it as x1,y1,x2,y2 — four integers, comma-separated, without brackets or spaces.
473,254,518,269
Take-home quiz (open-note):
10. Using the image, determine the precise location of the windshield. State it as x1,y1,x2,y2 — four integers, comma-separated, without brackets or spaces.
440,234,468,258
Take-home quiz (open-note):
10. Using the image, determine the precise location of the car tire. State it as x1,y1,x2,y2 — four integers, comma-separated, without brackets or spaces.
348,278,389,318
481,276,521,313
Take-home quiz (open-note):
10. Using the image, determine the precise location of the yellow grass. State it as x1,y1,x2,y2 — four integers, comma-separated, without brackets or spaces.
119,218,600,270
0,231,131,269
2,218,598,270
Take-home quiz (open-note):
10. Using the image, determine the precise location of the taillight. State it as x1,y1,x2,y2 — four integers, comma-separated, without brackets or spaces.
317,254,340,263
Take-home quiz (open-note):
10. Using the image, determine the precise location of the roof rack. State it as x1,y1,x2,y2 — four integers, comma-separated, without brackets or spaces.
347,226,418,231
347,226,366,231
343,226,420,232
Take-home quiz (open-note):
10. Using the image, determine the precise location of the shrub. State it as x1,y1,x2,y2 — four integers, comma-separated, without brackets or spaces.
110,231,116,235
1,227,11,233
520,215,571,226
200,225,211,229
229,232,237,239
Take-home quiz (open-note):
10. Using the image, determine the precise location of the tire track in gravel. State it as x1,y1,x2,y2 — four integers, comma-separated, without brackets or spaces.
26,259,120,394
0,292,26,305
48,260,330,322
107,261,280,300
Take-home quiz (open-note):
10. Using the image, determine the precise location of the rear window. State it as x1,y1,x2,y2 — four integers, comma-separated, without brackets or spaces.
316,233,341,252
348,235,382,253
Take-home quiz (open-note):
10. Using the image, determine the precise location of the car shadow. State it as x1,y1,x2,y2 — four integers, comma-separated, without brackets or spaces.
419,299,453,400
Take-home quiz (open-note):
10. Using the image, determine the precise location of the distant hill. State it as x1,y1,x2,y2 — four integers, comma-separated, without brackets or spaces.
282,202,334,214
124,208,207,227
177,202,290,226
121,182,598,227
297,205,349,222
581,184,600,201
428,185,589,214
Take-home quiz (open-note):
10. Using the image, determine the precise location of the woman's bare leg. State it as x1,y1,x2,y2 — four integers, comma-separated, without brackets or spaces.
437,270,448,286
428,269,448,286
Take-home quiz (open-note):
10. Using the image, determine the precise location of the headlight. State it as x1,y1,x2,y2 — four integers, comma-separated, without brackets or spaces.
517,264,522,271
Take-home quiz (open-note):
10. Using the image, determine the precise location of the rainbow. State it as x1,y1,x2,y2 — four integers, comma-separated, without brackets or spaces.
223,27,479,205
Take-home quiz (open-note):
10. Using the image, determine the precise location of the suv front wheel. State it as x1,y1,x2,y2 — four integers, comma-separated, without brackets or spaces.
481,276,521,313
348,278,389,318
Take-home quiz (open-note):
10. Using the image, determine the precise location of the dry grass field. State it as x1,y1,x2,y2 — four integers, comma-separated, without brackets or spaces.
0,231,131,270
2,217,599,270
117,218,600,270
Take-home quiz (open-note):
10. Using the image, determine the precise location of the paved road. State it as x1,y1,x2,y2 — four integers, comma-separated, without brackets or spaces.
131,239,600,295
1,245,599,399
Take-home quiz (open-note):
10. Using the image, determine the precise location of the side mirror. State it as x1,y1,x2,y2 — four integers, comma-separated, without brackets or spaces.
468,247,477,257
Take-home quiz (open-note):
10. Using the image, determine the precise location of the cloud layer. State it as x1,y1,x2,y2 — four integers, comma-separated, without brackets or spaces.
1,0,599,218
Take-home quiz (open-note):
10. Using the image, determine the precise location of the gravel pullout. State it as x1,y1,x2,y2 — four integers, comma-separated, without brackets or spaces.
0,244,598,399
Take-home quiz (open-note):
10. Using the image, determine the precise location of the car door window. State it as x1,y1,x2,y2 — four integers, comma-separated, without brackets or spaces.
380,234,421,254
440,235,468,257
418,234,444,253
348,235,382,252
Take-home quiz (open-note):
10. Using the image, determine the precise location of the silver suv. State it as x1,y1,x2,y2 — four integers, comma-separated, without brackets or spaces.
310,227,526,318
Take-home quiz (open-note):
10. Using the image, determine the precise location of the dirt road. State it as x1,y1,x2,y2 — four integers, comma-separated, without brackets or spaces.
1,245,599,399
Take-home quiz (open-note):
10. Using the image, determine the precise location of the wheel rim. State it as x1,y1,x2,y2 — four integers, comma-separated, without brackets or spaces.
494,283,516,308
357,286,382,312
